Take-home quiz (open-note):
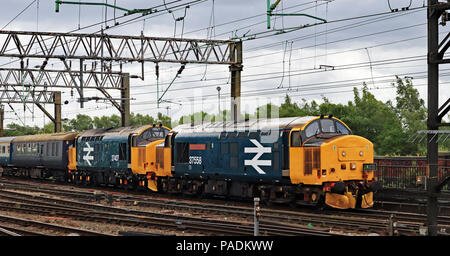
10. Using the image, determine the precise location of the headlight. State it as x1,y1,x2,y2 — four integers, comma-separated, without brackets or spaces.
360,151,364,156
342,151,346,157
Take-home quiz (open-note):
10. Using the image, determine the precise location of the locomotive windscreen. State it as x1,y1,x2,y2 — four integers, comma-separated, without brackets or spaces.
134,127,170,147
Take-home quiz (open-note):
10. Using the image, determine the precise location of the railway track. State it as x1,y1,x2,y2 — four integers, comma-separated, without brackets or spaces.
0,213,111,236
2,178,447,235
0,183,337,236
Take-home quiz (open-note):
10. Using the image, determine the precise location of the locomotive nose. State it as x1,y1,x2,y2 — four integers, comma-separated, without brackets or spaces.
321,135,379,209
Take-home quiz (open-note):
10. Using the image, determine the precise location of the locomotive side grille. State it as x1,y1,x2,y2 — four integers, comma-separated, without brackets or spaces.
156,147,164,169
313,148,320,169
138,148,146,168
304,148,320,175
304,149,313,175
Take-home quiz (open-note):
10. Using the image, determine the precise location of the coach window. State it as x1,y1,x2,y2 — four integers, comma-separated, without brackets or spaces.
291,131,301,147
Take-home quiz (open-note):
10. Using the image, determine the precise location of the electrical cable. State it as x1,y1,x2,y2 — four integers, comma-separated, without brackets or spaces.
1,0,37,30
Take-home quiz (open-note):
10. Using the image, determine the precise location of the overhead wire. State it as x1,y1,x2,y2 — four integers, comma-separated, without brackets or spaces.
1,0,37,30
131,7,425,81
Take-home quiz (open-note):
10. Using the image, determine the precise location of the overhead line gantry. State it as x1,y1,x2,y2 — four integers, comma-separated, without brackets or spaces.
0,29,243,127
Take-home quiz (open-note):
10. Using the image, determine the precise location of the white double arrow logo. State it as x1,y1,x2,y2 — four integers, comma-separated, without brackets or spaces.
244,139,272,175
83,142,94,166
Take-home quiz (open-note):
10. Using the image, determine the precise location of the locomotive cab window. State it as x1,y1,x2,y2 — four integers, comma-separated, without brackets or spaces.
135,127,170,147
336,121,351,135
303,118,353,141
305,121,320,138
320,119,336,133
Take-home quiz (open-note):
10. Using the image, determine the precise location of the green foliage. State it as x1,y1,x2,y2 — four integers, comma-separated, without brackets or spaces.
392,76,427,154
346,84,408,155
4,112,172,135
93,115,121,129
3,123,42,136
130,113,155,126
67,114,94,131
157,112,172,128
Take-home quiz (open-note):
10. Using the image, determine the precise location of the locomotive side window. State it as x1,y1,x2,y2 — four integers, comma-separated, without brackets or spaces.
229,142,239,169
119,143,127,161
291,131,301,147
176,142,190,163
164,135,171,148
230,142,238,154
221,143,229,154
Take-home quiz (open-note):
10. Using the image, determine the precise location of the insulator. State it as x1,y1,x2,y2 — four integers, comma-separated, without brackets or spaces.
177,64,186,75
442,12,447,26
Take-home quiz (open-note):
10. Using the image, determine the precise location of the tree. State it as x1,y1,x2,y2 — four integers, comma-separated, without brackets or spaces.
157,112,172,128
4,123,42,136
42,122,55,134
67,114,94,131
255,103,279,119
392,77,427,154
130,113,155,126
93,115,121,129
347,84,408,155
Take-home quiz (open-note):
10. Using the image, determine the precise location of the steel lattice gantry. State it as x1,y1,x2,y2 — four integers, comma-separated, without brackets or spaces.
427,0,450,236
0,30,243,123
0,66,128,128
0,89,61,133
0,30,236,64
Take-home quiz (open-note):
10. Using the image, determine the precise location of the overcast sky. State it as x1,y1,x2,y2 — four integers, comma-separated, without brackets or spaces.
0,0,447,127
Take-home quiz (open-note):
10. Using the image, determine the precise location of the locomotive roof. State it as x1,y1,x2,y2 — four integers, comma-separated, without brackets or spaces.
77,125,163,139
172,116,317,134
0,137,15,143
12,132,78,142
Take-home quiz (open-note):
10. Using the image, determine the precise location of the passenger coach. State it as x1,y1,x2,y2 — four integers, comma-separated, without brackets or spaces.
8,132,78,181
